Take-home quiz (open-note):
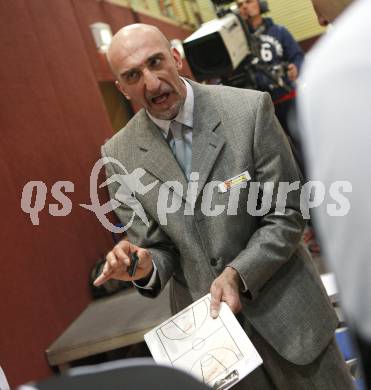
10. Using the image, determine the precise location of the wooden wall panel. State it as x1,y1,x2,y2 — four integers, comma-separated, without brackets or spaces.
71,0,136,82
137,12,195,79
0,0,114,386
0,0,200,387
268,0,325,41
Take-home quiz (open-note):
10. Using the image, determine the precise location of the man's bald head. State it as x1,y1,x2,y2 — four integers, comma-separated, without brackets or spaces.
107,24,171,78
106,23,186,120
311,0,354,26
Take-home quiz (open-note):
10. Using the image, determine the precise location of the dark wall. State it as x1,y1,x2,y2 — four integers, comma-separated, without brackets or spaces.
0,0,192,387
300,34,321,53
71,0,136,82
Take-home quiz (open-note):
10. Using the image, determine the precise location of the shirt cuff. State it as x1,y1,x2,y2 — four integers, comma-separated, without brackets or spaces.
133,262,158,290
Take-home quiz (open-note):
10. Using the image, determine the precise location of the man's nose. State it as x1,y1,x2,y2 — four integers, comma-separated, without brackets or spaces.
143,69,161,92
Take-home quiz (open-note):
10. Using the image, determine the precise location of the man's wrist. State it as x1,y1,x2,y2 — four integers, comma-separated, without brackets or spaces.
225,265,249,295
133,261,157,289
225,266,240,283
135,274,151,286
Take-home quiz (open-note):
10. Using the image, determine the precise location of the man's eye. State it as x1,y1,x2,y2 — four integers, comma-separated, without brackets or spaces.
149,57,162,68
125,71,139,83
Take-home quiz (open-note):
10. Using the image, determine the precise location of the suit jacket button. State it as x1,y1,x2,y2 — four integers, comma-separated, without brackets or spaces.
210,258,217,266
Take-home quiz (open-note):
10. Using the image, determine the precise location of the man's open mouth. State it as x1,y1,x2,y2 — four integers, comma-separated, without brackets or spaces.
151,93,170,105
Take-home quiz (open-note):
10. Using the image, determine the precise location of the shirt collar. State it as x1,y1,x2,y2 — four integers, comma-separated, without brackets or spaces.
146,78,194,137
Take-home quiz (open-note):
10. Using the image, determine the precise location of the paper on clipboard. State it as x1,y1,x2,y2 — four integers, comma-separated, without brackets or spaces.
144,294,262,389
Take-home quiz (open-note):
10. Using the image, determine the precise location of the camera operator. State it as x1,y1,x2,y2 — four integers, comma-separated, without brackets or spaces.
237,0,304,133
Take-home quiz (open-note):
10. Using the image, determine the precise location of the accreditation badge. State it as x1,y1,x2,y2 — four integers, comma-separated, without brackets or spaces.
218,170,251,193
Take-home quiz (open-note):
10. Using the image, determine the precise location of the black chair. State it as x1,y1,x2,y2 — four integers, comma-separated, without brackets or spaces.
23,358,210,390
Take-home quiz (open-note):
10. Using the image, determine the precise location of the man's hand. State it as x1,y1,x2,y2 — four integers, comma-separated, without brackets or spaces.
287,63,299,81
209,267,242,319
94,240,153,286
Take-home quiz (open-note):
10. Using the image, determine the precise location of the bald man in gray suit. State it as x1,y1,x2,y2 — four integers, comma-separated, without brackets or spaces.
94,24,354,389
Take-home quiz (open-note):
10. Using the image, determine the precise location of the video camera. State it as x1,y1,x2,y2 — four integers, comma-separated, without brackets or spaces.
182,0,292,92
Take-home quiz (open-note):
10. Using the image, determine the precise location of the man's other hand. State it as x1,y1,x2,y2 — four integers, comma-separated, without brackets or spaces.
93,240,153,286
209,267,242,319
287,63,299,81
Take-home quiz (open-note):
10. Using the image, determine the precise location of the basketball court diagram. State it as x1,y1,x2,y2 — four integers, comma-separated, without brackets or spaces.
145,294,262,389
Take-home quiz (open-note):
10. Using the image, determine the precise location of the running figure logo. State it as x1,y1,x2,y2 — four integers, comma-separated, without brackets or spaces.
80,157,158,233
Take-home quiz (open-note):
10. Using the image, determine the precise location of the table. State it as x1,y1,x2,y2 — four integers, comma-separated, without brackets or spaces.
46,273,341,371
46,285,171,371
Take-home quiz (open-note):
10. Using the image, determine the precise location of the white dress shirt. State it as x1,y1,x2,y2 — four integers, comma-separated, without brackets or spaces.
298,0,371,340
146,78,194,141
134,79,194,290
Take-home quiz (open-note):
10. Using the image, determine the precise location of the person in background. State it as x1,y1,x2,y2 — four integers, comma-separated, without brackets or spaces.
237,0,304,133
298,0,370,387
238,0,320,254
94,23,354,389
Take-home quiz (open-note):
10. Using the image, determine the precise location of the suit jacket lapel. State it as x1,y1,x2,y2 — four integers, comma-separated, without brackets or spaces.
131,81,226,204
134,111,188,201
189,81,226,201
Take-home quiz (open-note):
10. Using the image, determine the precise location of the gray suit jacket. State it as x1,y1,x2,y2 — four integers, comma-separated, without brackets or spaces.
102,80,337,366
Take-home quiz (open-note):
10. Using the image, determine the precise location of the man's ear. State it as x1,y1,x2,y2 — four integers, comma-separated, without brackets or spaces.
115,80,131,100
171,47,183,71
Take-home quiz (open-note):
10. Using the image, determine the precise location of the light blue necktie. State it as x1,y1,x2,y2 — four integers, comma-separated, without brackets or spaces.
167,120,192,180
